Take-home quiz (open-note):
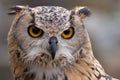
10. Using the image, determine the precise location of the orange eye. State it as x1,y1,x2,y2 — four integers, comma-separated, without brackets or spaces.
61,27,74,39
28,25,44,38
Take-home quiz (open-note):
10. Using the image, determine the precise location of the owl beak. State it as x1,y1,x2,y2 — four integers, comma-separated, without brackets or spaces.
48,36,58,59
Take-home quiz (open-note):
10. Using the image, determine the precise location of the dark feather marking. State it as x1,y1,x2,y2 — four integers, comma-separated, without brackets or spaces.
23,67,29,73
64,74,68,80
16,52,20,58
43,73,46,80
79,49,86,58
91,67,95,70
83,60,91,66
93,68,101,79
87,71,92,77
94,73,101,79
87,76,91,80
15,14,26,27
69,11,75,27
13,14,27,54
30,13,35,24
24,73,35,80
69,10,75,21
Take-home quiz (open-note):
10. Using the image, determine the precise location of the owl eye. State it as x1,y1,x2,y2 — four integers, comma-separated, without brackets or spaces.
61,27,74,39
28,25,44,38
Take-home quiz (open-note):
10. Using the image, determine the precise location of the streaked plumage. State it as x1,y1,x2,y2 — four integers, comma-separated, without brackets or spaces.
8,5,119,80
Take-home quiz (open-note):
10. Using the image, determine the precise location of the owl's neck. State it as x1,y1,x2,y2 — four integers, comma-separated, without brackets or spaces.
28,53,107,80
29,65,67,80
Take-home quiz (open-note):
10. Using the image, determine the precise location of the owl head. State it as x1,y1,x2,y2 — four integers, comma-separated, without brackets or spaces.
8,5,91,67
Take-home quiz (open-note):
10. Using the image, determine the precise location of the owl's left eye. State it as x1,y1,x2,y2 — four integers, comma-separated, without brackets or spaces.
61,27,74,39
28,25,44,38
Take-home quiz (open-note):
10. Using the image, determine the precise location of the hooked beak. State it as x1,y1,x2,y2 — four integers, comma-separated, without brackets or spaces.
48,36,58,59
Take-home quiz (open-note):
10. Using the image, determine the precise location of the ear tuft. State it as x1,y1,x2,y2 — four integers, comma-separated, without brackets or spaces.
8,5,27,15
75,7,91,19
78,7,91,17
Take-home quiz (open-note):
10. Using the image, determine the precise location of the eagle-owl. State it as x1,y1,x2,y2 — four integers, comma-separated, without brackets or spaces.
8,5,118,80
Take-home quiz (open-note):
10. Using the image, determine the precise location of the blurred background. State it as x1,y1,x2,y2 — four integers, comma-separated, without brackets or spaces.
0,0,120,79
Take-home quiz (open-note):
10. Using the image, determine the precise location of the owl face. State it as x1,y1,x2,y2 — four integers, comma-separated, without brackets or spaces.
10,6,90,66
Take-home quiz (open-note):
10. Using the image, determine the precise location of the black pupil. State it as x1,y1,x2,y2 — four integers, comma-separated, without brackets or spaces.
32,27,40,34
64,29,70,35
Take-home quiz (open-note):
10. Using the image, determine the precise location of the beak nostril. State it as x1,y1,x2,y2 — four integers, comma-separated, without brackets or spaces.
49,36,58,44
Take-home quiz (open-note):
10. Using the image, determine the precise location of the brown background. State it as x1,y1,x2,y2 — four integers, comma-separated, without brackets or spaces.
0,0,120,80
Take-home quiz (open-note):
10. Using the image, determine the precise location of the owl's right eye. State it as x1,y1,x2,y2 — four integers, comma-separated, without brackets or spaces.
28,25,44,38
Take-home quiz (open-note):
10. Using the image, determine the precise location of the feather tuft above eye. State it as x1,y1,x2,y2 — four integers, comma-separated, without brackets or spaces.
8,5,29,15
70,7,91,19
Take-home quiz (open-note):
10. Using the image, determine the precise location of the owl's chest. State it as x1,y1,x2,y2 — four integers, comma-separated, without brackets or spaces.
29,66,66,80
